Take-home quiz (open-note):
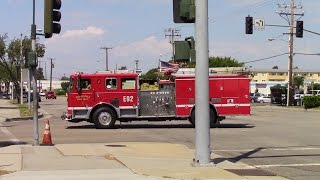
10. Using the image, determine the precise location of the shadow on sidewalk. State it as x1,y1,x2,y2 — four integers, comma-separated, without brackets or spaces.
66,123,255,129
0,141,27,148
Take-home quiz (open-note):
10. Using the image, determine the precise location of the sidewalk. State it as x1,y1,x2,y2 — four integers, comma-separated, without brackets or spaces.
0,99,288,179
0,99,43,123
0,100,20,123
0,143,288,180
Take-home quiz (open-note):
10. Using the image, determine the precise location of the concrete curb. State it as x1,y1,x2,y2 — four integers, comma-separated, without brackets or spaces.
253,105,320,112
5,113,44,122
0,107,19,109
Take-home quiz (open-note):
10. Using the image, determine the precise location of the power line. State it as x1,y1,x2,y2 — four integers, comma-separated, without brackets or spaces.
242,53,289,64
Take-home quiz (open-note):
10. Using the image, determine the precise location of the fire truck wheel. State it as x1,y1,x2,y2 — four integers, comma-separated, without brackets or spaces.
189,108,217,128
92,107,116,129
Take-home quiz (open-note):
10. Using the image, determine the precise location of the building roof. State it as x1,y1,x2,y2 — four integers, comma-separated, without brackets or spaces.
250,69,320,73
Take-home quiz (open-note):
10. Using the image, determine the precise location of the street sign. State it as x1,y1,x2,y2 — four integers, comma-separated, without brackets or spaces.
254,18,265,30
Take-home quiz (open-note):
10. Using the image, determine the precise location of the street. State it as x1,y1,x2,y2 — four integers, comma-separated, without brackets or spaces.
1,97,320,180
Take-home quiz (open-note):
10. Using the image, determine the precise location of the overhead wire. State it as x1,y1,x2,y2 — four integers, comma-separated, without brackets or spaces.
242,53,289,64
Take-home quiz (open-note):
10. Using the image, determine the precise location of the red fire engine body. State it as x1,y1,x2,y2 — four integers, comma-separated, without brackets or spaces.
62,71,250,129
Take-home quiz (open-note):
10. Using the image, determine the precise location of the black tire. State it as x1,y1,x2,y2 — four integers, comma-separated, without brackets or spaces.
92,107,116,129
189,108,217,128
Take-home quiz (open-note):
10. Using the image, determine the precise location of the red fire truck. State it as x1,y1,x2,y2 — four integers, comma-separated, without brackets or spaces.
62,70,250,129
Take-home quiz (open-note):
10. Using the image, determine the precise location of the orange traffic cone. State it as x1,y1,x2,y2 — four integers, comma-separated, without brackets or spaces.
42,120,53,146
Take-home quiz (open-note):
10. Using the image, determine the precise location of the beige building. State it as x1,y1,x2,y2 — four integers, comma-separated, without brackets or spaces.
250,69,320,84
176,67,320,95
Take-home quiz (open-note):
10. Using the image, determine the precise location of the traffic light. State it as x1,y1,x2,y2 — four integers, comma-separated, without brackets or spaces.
296,21,303,38
174,36,195,62
44,0,62,38
173,0,195,23
27,52,38,68
245,16,253,34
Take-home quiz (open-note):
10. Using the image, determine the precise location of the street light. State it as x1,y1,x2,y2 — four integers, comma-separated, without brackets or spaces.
20,29,42,105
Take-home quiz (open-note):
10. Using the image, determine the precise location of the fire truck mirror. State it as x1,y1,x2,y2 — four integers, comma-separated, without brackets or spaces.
76,78,81,92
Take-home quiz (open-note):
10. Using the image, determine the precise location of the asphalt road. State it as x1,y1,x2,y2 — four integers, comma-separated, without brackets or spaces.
1,96,320,180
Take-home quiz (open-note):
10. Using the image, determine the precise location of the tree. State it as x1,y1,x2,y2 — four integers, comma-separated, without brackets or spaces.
37,67,45,80
183,56,243,68
308,83,320,91
0,33,45,100
271,84,287,92
293,76,304,92
61,81,70,92
60,74,69,80
119,66,127,70
272,66,279,69
208,56,243,67
140,68,161,80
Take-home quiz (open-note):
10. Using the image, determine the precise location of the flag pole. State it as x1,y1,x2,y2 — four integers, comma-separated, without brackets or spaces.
159,54,162,72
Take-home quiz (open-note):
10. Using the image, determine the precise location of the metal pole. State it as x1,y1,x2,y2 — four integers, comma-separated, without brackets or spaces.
31,0,39,146
45,61,47,79
287,0,294,106
194,0,211,165
20,34,24,105
28,69,31,110
106,49,108,71
135,59,139,70
50,58,53,91
101,47,112,71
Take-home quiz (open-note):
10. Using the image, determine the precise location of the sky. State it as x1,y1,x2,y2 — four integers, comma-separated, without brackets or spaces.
1,0,320,79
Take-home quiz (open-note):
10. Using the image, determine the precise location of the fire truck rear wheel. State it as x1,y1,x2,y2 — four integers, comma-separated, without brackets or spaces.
92,107,116,129
189,108,217,128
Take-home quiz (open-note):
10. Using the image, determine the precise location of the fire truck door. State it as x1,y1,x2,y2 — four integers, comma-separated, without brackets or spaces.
118,78,138,117
222,79,240,114
78,78,95,108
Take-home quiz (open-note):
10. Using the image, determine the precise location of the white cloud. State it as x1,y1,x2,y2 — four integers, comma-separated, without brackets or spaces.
62,26,104,39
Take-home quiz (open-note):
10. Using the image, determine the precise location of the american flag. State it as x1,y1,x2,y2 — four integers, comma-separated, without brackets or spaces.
160,61,179,73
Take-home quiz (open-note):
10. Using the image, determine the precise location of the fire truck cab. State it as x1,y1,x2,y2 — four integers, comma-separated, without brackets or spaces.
62,70,250,129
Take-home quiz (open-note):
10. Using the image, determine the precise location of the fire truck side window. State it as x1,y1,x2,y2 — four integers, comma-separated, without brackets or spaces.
80,79,91,90
106,78,117,90
121,78,136,90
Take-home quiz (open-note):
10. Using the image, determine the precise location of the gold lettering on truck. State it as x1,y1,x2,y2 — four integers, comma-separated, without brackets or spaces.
76,95,90,101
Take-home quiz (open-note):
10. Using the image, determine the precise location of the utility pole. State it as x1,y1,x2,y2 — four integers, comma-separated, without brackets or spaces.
277,0,304,106
49,58,54,91
195,0,211,165
100,47,112,71
134,59,139,70
31,0,39,146
20,34,24,105
165,28,181,61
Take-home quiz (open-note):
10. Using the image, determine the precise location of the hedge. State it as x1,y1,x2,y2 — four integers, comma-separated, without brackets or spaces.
303,96,320,109
55,89,66,96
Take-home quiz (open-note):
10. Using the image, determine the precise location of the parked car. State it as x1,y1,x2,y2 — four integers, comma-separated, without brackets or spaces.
1,93,12,99
250,93,261,103
22,92,41,102
40,91,46,97
257,96,271,103
46,91,57,99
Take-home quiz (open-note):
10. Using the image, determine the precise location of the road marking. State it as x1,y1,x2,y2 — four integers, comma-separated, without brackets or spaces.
213,147,320,152
0,122,20,143
255,163,320,168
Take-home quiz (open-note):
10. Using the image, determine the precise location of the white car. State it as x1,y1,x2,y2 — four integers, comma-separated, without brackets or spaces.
40,92,46,97
257,96,271,103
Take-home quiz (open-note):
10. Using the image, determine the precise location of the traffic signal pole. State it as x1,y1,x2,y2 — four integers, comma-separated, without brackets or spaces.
31,0,39,146
194,0,211,165
287,0,294,106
